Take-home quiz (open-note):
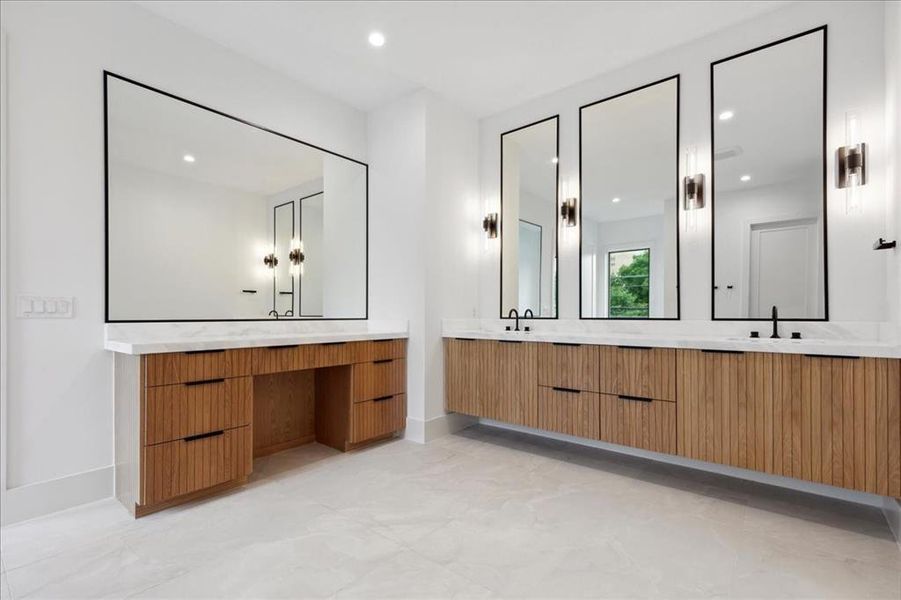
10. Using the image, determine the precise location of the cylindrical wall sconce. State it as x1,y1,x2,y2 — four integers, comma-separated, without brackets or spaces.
482,212,498,238
263,253,278,268
836,112,867,214
560,198,577,227
682,146,704,232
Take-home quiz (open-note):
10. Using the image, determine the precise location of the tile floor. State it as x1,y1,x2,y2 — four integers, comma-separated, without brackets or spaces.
1,425,899,599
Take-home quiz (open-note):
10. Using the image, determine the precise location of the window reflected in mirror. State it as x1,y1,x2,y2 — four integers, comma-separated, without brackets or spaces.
500,116,559,318
580,76,680,319
711,28,826,320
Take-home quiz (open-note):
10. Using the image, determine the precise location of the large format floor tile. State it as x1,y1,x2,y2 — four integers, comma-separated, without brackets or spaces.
1,425,898,599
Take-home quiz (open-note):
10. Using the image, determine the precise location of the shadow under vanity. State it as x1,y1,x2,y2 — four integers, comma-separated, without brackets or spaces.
461,25,901,501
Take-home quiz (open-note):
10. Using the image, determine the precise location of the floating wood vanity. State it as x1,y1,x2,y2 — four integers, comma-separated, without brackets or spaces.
445,338,901,497
114,337,407,516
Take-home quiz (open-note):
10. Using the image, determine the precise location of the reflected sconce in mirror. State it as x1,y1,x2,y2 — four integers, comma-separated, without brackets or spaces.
836,112,867,214
682,146,704,231
560,198,577,227
263,253,278,269
289,243,305,276
482,212,498,238
289,248,304,265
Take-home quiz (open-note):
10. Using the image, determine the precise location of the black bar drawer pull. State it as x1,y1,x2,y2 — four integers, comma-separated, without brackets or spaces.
499,339,523,344
184,378,225,387
373,339,395,343
184,349,225,355
184,430,224,443
552,386,581,394
373,359,394,365
804,354,860,360
455,337,477,341
701,349,745,355
266,344,300,350
617,345,652,350
322,341,347,346
618,395,653,403
372,395,394,402
553,342,582,347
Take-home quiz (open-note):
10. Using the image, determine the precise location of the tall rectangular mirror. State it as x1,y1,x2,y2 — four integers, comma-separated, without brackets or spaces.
712,27,826,320
580,76,680,319
105,72,367,321
500,116,559,318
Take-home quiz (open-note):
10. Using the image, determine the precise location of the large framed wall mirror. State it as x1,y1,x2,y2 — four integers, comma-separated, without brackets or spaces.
500,116,559,318
711,27,827,320
105,72,367,322
579,76,680,319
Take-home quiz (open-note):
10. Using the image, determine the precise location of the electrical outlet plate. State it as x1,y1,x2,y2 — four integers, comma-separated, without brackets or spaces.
16,295,75,318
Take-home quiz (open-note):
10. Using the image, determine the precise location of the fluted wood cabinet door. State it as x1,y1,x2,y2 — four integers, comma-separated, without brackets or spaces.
677,349,776,473
599,346,676,401
445,338,492,417
775,355,901,497
598,394,676,454
483,341,538,427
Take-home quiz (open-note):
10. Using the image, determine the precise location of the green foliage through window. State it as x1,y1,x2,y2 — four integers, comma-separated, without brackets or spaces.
608,249,650,318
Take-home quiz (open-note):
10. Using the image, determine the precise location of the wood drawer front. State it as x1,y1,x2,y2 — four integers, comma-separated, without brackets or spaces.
599,393,676,454
350,393,406,444
538,387,599,440
538,343,599,392
354,339,406,363
144,349,252,387
144,377,253,446
352,359,406,403
141,425,252,506
252,344,309,375
599,346,676,401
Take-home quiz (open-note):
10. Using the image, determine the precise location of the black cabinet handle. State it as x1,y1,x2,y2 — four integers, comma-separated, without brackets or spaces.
499,340,523,344
553,342,582,347
266,344,300,349
455,337,477,341
618,395,653,403
241,289,258,294
184,378,225,387
701,349,745,355
373,339,395,343
322,341,347,346
372,395,394,402
373,359,393,364
552,386,581,394
184,430,224,443
617,345,652,350
184,349,225,355
804,354,860,360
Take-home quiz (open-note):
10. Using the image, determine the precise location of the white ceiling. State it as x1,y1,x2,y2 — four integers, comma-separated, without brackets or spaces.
136,1,789,117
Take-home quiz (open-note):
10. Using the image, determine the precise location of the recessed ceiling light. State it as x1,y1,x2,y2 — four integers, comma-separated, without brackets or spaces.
183,154,195,163
719,110,735,121
740,174,751,182
551,157,559,164
368,31,386,47
612,197,621,203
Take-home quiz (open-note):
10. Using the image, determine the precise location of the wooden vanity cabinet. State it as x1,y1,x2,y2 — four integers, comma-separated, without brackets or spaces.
599,345,676,401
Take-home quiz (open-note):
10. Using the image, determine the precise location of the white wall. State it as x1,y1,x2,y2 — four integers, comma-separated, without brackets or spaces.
478,1,890,325
886,1,901,331
322,156,367,317
0,0,368,524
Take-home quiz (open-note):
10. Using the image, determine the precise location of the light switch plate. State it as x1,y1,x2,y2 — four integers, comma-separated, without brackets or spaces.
16,295,75,318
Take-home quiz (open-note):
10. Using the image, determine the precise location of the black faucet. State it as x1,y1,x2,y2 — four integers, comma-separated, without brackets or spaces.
507,308,520,331
268,309,280,319
770,305,780,339
522,308,534,332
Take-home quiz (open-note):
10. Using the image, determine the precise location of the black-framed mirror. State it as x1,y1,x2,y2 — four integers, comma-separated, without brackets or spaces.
104,71,368,322
579,76,681,319
500,115,560,319
711,27,827,321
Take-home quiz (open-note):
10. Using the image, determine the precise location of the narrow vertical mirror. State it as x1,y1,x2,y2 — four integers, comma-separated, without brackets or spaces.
272,201,295,316
712,27,826,320
501,116,559,318
299,192,324,317
580,76,680,319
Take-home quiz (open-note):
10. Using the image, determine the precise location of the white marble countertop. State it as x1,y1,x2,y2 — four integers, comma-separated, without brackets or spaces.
441,320,901,359
105,320,409,355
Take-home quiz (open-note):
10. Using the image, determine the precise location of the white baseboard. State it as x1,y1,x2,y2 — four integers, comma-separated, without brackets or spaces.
1,465,113,526
405,412,477,444
480,419,889,508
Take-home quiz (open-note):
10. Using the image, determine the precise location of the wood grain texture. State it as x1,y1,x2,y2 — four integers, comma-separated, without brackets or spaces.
484,342,538,427
315,365,353,452
599,393,676,454
775,355,901,496
676,350,775,472
538,343,600,392
141,425,252,506
143,349,252,387
444,338,492,417
350,394,406,444
599,346,676,401
537,387,599,439
352,359,406,403
252,339,407,375
143,377,252,446
252,371,315,457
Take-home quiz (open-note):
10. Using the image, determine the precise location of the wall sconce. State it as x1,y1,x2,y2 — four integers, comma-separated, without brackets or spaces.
560,198,577,227
262,253,278,268
837,112,867,214
289,248,304,265
482,212,498,238
682,146,705,211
